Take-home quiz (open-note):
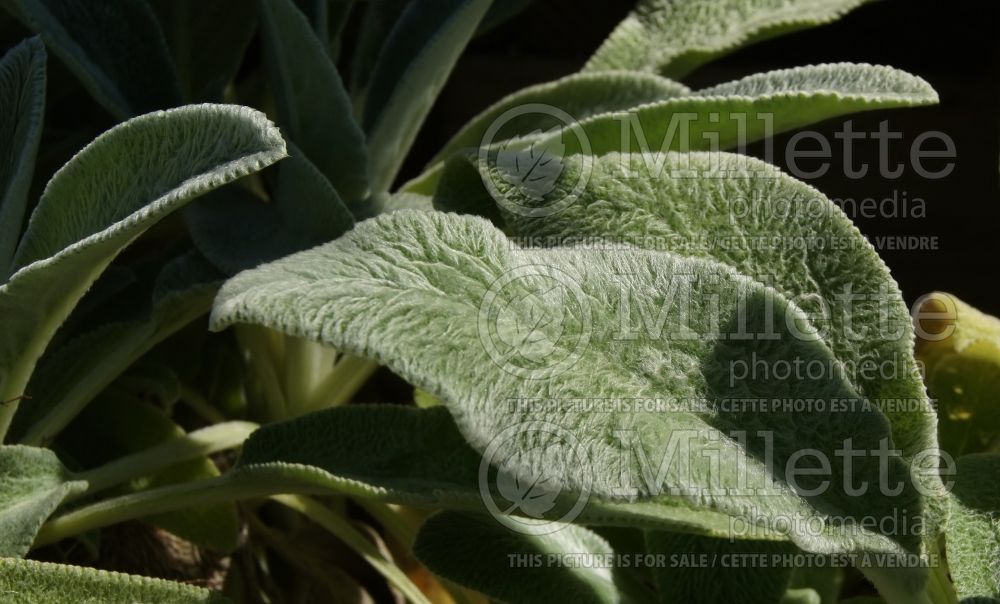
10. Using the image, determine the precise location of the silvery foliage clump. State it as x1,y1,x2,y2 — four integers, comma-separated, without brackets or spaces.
0,1,996,603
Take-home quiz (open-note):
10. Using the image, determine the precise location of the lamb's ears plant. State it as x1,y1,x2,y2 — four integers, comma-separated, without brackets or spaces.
207,208,935,603
0,102,286,439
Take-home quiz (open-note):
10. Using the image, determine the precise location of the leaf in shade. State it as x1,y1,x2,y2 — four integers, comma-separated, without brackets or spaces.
362,0,493,191
185,145,355,275
0,37,45,275
259,0,369,202
5,0,182,118
413,511,622,604
151,0,259,103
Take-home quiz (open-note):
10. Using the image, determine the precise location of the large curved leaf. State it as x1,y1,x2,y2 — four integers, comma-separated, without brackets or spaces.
4,0,181,118
585,0,873,78
211,211,924,563
0,37,45,275
259,0,368,203
0,445,84,557
0,557,229,603
0,104,285,438
434,151,937,476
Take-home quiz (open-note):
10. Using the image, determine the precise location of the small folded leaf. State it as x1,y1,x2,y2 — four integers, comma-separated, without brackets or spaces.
585,0,873,77
646,531,795,603
152,0,259,103
259,0,369,202
0,37,45,274
363,0,493,191
5,0,181,118
211,211,923,560
914,292,1000,457
429,70,690,167
0,557,230,603
185,145,355,275
414,511,622,604
0,445,84,557
14,252,223,445
945,454,1000,603
0,104,285,438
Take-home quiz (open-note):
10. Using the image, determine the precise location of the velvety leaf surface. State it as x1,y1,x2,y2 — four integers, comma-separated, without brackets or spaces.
212,211,923,560
428,70,691,167
414,511,622,604
560,64,937,157
585,0,873,77
434,150,936,474
945,454,1000,603
0,557,230,603
259,0,368,202
0,445,84,557
363,0,493,191
0,104,285,437
0,37,45,274
185,145,355,275
5,0,181,118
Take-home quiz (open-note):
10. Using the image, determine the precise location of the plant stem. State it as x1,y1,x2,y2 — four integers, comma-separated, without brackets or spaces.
356,501,422,548
178,384,227,424
305,354,378,411
236,324,287,421
75,421,258,497
271,495,433,604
